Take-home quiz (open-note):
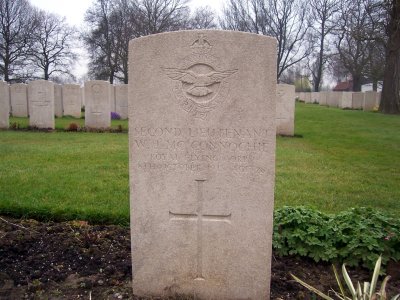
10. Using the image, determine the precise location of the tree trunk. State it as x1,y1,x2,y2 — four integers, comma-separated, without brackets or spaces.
379,0,400,114
373,80,378,91
352,74,362,91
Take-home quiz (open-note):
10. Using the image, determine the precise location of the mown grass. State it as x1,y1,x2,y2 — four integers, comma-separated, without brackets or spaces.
9,116,128,131
275,103,400,214
1,104,399,224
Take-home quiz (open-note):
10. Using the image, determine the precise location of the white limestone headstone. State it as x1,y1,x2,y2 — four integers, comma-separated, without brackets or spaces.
276,84,295,136
310,92,319,104
10,84,28,117
115,84,128,119
364,91,377,111
28,80,55,129
319,91,328,106
63,84,82,118
54,84,63,117
352,92,364,109
129,30,276,300
303,92,312,103
327,92,339,107
0,81,10,128
84,81,111,128
339,92,353,109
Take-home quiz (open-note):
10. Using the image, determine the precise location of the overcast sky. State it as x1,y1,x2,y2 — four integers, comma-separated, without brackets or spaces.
30,0,224,27
29,0,225,80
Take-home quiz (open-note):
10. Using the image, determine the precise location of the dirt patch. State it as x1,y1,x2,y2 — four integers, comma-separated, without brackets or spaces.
0,216,398,299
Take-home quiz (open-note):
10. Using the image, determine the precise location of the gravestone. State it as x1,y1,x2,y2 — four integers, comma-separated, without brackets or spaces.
28,80,55,129
364,91,377,111
0,81,9,129
54,84,63,117
10,83,28,117
63,84,81,118
327,92,339,107
352,92,364,109
276,84,295,136
310,92,319,104
319,91,328,106
115,84,128,119
129,31,276,300
339,92,352,109
84,80,111,128
303,92,312,103
376,92,381,106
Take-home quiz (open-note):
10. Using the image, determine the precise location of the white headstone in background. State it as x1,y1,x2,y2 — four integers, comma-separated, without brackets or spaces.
276,84,295,136
327,92,339,107
319,91,328,106
115,84,128,119
364,91,377,111
339,92,353,109
10,84,28,117
0,81,10,128
54,84,63,117
63,84,82,118
110,85,116,112
310,92,319,104
129,30,276,300
28,80,55,129
84,80,111,128
352,92,364,109
303,92,312,103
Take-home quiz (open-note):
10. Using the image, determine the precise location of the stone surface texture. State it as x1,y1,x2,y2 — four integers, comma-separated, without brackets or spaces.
352,92,364,109
63,84,82,118
28,80,55,129
327,92,339,107
84,81,111,128
303,92,312,103
319,91,328,106
129,30,276,300
339,92,352,109
115,84,128,119
54,84,63,117
310,92,319,104
364,91,377,111
276,84,295,136
0,81,10,128
10,84,28,117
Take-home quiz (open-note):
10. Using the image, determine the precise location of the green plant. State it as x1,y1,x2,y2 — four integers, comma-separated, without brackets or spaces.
291,256,400,300
273,207,400,269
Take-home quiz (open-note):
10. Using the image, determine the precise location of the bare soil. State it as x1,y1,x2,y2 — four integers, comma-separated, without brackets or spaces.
0,216,399,299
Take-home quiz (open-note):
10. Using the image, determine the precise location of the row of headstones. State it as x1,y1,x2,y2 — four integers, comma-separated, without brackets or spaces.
0,80,128,129
0,80,296,135
296,91,381,111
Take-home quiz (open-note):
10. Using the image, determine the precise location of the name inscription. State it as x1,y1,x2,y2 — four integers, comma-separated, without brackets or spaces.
133,126,272,175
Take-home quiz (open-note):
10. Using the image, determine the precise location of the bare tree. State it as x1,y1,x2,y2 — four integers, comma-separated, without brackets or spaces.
380,0,400,114
188,6,217,29
84,0,121,83
307,0,339,91
220,0,312,80
133,0,190,35
333,0,384,91
30,10,77,81
0,0,36,82
84,0,189,83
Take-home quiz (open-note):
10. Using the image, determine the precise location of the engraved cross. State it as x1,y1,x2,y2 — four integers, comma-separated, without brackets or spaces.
169,179,231,281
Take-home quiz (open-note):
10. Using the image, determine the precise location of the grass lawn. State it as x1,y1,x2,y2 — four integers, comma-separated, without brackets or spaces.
0,103,399,224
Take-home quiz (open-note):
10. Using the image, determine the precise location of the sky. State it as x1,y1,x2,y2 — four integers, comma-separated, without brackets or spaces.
30,0,225,26
29,0,225,79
